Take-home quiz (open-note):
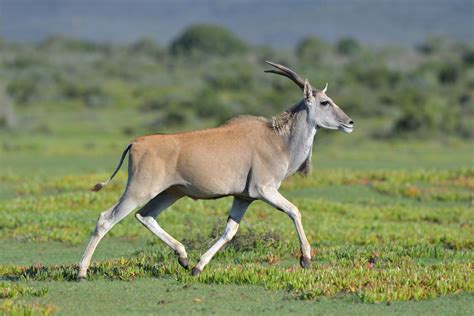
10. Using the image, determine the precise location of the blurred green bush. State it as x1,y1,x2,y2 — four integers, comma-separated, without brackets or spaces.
170,24,247,57
0,25,472,139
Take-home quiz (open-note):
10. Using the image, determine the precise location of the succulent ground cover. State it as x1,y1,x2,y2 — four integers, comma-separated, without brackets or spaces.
1,138,472,314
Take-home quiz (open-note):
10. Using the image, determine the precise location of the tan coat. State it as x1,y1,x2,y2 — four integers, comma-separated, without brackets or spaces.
128,117,289,201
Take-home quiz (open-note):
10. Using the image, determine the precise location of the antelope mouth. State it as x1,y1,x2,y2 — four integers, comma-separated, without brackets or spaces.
339,124,354,134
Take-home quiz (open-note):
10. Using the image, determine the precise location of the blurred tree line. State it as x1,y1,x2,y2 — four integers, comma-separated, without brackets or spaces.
0,24,472,139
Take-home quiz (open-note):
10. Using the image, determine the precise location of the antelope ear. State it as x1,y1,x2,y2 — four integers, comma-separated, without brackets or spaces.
322,82,328,93
303,79,312,100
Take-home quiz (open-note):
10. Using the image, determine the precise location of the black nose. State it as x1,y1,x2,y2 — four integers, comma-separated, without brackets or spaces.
349,120,354,125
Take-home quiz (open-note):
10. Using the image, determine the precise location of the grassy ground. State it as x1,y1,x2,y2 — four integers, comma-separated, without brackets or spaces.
1,122,473,314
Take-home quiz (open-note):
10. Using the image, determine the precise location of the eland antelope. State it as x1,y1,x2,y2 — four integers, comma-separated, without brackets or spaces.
78,61,354,279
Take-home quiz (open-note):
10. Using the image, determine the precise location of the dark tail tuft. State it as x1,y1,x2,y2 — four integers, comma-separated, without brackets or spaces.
90,183,105,192
89,144,132,193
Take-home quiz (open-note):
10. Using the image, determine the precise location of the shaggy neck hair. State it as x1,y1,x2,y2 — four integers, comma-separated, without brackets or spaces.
269,101,314,176
269,101,307,136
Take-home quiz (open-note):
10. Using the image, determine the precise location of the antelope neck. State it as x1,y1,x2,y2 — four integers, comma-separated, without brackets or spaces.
283,102,317,176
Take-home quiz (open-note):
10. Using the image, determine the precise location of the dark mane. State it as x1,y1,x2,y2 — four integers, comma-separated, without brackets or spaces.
269,101,312,176
269,101,306,136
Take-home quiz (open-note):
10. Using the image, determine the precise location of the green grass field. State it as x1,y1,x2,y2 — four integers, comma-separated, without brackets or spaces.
1,123,473,314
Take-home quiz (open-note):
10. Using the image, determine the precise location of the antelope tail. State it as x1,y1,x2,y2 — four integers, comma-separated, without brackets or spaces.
90,144,132,192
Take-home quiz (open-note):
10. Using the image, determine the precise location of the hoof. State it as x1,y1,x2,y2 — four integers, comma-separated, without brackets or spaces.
300,256,311,269
191,267,202,277
77,276,87,282
178,257,189,270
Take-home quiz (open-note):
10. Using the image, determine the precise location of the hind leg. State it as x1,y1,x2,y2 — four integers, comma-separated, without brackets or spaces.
192,197,251,275
135,190,189,269
78,193,147,280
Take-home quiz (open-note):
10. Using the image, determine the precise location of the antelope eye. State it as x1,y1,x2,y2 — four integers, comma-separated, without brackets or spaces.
320,101,330,106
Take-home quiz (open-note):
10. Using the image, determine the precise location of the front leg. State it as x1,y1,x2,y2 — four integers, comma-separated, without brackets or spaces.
257,186,311,268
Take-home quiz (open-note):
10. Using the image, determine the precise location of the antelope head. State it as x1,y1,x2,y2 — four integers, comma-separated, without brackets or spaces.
265,61,354,133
